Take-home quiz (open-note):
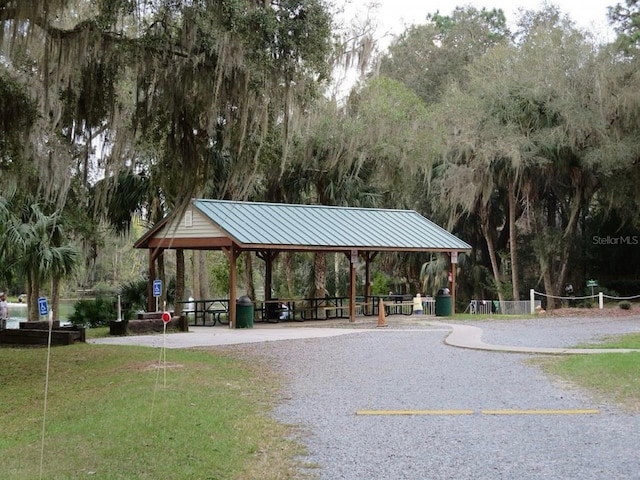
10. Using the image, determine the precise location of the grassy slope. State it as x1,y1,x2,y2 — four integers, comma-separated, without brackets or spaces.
541,333,640,412
0,344,305,480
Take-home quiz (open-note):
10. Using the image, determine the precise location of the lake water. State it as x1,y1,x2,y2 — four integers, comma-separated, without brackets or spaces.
5,302,72,329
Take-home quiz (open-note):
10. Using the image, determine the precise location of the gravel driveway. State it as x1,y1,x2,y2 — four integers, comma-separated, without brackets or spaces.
229,316,640,479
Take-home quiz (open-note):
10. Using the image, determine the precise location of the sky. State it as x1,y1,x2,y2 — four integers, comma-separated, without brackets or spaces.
338,0,617,46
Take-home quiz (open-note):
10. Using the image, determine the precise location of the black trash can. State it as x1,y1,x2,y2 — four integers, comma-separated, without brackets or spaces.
435,289,453,317
236,295,254,328
265,299,280,323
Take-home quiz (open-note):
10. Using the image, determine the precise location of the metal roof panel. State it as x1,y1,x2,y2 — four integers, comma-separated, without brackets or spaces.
192,199,471,251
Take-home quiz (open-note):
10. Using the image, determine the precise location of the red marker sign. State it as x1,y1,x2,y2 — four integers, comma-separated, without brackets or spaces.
161,311,171,324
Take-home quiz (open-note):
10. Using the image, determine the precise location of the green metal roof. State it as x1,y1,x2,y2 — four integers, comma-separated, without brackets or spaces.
193,199,471,252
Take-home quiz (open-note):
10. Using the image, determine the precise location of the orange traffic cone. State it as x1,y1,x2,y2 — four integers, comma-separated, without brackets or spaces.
377,297,387,328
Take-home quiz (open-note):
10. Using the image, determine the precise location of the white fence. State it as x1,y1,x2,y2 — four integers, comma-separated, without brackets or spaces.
467,299,541,315
423,300,435,316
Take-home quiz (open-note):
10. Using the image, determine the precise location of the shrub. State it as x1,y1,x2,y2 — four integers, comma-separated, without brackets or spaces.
69,298,117,327
619,301,632,310
118,279,148,318
576,299,595,308
117,278,177,318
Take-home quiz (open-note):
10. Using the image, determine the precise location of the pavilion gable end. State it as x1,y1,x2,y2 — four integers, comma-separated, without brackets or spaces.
159,207,228,240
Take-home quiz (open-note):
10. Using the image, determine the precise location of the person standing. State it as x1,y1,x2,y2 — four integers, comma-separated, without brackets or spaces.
412,293,423,315
0,291,9,329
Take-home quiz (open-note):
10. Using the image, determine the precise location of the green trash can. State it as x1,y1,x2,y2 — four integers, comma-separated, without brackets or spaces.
435,290,453,317
236,295,254,328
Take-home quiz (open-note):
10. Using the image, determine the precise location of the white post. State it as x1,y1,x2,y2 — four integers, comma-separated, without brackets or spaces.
117,294,122,321
530,289,535,315
599,292,604,310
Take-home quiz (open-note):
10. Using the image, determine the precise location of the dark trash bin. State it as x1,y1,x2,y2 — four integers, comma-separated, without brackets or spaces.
265,299,280,323
435,289,452,317
236,295,254,328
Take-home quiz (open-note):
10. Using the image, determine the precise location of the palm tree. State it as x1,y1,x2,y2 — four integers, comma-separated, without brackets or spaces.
23,209,78,322
0,197,78,321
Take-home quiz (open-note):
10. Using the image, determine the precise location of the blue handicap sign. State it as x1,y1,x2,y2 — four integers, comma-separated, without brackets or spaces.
38,297,49,316
153,279,162,298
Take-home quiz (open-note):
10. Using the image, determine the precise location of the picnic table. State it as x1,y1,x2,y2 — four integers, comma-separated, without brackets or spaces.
257,297,355,322
176,299,229,326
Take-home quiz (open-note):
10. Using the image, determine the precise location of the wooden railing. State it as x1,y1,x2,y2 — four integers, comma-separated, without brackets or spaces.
177,294,429,326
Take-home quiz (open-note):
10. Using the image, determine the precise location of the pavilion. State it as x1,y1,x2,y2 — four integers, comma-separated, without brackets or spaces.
134,199,472,326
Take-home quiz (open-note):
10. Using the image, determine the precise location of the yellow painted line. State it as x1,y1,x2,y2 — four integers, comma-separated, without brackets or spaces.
481,409,600,415
356,410,474,416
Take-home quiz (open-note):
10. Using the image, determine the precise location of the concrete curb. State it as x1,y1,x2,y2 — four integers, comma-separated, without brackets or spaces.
434,321,640,355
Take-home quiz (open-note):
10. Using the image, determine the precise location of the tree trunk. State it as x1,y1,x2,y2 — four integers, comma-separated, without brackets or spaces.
157,251,165,308
243,251,255,300
542,258,556,310
191,251,199,300
197,251,210,299
284,252,295,297
508,182,520,300
175,249,185,315
313,252,328,299
28,270,40,322
554,192,584,295
481,219,505,305
555,238,573,297
51,277,60,322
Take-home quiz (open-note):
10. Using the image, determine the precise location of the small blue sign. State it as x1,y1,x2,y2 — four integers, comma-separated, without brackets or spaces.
153,279,162,298
38,297,49,316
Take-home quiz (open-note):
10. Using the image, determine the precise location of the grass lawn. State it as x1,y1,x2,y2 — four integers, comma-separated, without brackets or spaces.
540,333,640,412
0,343,305,479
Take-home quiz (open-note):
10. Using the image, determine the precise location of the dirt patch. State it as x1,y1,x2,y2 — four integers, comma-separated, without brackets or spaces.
544,306,639,318
127,361,185,371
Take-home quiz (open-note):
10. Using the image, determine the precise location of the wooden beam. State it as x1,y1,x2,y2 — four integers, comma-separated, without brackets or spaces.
145,237,233,249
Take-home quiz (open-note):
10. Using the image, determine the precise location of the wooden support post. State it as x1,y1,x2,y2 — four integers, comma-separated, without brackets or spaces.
452,265,457,315
377,297,387,328
349,250,357,323
451,251,458,315
363,252,377,315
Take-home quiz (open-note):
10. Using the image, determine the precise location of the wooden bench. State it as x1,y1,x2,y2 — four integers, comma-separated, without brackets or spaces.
131,312,189,333
293,306,317,321
324,303,365,318
323,305,349,319
0,326,85,346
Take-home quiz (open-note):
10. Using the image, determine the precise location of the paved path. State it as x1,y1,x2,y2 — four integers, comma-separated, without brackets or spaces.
231,315,640,480
437,321,640,354
89,324,366,348
89,315,640,479
90,317,640,354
